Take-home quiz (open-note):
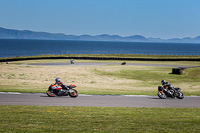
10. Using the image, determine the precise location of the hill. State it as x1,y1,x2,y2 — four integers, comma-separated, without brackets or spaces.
0,27,200,43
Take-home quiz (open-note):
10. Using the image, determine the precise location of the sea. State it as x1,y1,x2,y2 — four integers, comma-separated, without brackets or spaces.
0,39,200,57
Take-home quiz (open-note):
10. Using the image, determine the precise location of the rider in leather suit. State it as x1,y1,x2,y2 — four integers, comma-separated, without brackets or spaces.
161,80,174,94
54,78,68,96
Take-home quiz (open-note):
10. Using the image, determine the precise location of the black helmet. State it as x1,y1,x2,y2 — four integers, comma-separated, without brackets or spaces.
161,80,166,85
55,78,61,82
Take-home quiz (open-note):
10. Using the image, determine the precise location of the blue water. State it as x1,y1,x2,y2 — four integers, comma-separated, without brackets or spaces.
0,39,200,57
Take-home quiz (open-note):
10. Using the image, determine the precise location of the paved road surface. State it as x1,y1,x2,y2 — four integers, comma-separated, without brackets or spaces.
0,92,199,108
25,62,195,67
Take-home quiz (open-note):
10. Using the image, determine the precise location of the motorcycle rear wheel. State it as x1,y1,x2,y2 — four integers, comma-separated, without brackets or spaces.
158,92,167,99
69,89,79,98
46,90,56,97
176,92,184,99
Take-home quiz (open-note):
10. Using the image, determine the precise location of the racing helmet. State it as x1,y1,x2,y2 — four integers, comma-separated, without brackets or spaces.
161,80,166,85
55,78,61,83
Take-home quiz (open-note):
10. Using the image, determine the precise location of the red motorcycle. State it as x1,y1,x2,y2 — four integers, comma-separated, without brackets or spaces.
46,84,78,98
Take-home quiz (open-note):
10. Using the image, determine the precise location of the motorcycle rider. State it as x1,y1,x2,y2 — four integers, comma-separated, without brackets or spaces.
161,80,174,94
54,78,68,96
71,59,75,64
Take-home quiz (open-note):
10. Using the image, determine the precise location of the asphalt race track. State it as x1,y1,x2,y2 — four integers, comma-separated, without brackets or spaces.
0,92,200,108
25,62,195,68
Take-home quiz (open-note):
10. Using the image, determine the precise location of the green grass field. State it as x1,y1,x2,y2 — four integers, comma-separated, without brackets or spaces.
0,105,200,132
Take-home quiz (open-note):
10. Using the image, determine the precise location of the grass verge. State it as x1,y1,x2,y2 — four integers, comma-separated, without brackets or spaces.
1,54,200,60
0,105,200,132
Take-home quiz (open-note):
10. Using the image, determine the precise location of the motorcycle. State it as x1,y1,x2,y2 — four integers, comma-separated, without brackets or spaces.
157,85,184,99
46,83,78,98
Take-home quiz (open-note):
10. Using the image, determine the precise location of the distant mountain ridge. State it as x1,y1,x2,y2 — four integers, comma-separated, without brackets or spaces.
0,27,200,43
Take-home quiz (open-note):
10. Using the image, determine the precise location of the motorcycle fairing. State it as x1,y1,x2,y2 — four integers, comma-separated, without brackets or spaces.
51,85,62,90
69,84,76,88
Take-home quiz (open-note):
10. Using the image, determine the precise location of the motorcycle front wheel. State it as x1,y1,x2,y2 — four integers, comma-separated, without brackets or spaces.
158,92,167,99
46,90,56,97
176,92,184,99
69,89,79,98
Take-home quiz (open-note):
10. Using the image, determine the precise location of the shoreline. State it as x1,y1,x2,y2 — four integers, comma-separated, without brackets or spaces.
1,56,200,62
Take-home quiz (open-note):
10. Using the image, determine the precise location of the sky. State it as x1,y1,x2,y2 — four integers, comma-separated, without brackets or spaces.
0,0,200,39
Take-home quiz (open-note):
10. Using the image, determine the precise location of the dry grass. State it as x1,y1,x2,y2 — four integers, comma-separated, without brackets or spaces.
0,60,200,95
0,63,145,94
